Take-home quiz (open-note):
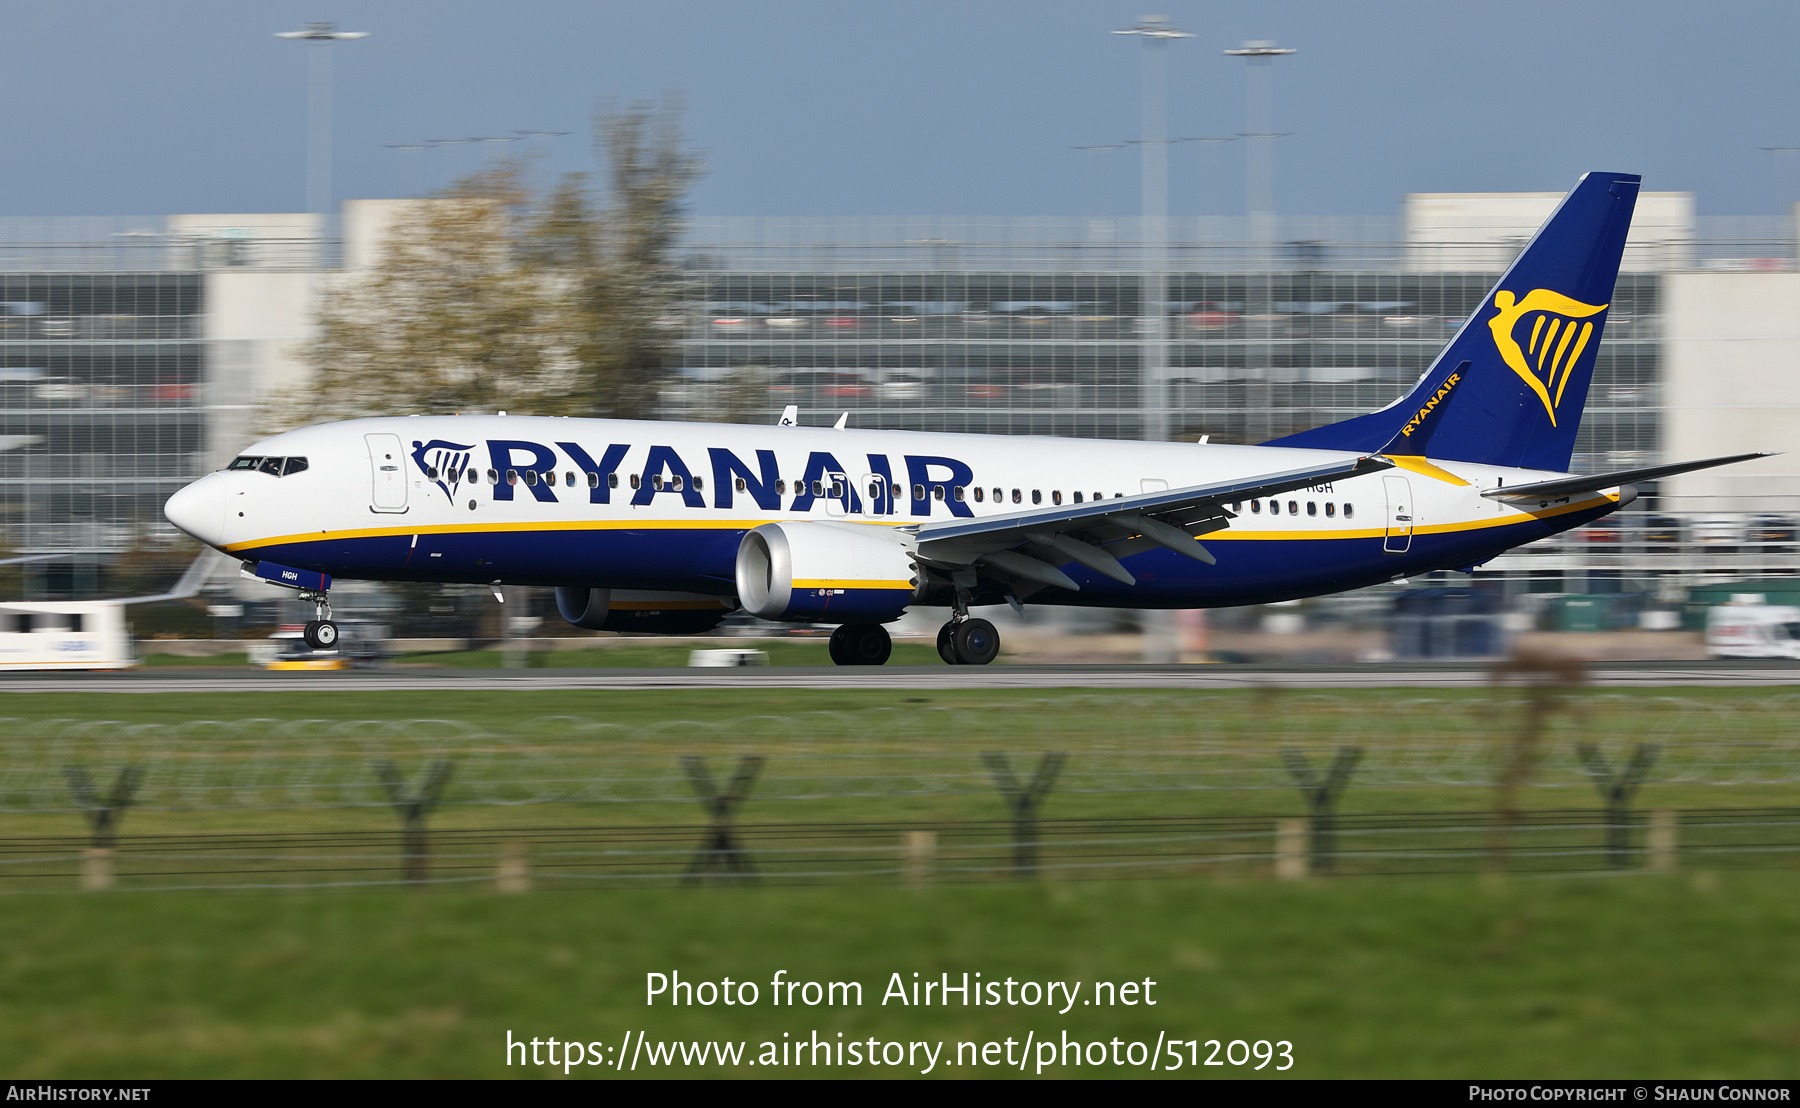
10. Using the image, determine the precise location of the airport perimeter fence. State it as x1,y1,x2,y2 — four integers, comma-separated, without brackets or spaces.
3,693,1800,891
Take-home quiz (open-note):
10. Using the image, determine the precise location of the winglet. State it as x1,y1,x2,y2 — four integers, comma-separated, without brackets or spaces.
777,405,798,427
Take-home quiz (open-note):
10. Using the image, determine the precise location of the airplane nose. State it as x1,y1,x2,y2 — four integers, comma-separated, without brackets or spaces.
164,475,227,547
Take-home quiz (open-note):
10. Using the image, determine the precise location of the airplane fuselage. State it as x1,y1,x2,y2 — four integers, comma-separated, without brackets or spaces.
164,415,1621,611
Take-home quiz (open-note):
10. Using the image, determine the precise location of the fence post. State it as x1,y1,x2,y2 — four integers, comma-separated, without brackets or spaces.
981,752,1067,876
1279,747,1362,874
1274,818,1308,880
495,840,531,893
1574,743,1661,868
372,759,456,885
902,830,937,886
62,766,144,891
1648,808,1678,873
1487,651,1587,872
681,755,764,883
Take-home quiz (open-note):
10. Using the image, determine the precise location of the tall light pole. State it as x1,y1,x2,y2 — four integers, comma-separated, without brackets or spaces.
1223,40,1295,444
275,22,369,217
1114,15,1192,444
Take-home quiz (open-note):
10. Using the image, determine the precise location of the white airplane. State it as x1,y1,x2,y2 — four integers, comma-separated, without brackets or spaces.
163,172,1764,665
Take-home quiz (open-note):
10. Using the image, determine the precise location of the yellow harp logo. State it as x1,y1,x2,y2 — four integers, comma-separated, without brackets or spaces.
1486,289,1607,426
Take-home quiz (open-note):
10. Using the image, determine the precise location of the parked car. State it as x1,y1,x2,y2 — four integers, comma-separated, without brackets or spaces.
1706,604,1800,659
1746,514,1796,553
1639,515,1683,553
1692,514,1742,553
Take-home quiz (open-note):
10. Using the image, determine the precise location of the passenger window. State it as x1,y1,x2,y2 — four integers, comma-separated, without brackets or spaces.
652,475,664,491
1344,503,1354,519
891,483,902,499
525,470,539,486
993,488,1003,502
565,471,575,487
776,479,787,494
869,481,882,500
630,474,641,490
507,469,519,485
829,480,842,497
1325,502,1336,517
1012,489,1022,504
953,486,966,502
1073,491,1083,503
426,467,439,480
1094,492,1103,502
1288,500,1298,514
1052,490,1062,505
544,471,556,487
1269,500,1280,515
812,480,823,496
736,477,748,492
1307,501,1317,516
589,472,601,488
974,487,985,502
283,457,309,476
693,477,704,491
933,485,945,501
607,472,618,489
913,483,926,500
1251,500,1261,513
488,468,499,484
1032,490,1042,505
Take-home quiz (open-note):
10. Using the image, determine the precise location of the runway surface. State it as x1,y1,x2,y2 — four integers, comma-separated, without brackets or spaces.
1,661,1797,693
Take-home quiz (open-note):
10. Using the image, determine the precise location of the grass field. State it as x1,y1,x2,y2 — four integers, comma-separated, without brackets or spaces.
2,872,1796,1079
4,684,1797,1078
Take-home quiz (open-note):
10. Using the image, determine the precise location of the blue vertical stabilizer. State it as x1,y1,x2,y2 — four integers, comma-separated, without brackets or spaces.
1267,172,1641,471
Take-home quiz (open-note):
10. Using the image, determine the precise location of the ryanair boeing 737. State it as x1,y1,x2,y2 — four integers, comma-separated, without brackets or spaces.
163,172,1765,665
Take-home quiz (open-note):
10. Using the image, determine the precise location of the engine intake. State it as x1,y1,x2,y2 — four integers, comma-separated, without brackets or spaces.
735,521,918,623
554,587,734,635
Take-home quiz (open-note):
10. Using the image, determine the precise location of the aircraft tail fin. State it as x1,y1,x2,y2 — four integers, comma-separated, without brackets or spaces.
1267,171,1641,472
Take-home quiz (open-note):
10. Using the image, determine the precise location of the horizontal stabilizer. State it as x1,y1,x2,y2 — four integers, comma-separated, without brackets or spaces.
1482,452,1773,501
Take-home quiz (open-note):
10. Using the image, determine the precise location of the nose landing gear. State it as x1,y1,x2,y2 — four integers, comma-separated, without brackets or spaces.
299,588,338,651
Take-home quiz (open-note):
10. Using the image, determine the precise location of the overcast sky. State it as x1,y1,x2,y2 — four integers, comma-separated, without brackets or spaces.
6,1,1800,218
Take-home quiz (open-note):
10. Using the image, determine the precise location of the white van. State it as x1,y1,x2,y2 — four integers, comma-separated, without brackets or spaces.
1706,604,1800,659
0,602,136,669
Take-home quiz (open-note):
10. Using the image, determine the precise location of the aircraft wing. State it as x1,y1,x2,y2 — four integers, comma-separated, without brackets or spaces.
113,549,231,605
1481,452,1773,503
911,454,1393,590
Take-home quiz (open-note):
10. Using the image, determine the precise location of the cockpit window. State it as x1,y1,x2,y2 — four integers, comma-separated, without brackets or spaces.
226,455,309,477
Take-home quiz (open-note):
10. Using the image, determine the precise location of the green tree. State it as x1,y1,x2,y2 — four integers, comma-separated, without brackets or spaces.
280,99,702,428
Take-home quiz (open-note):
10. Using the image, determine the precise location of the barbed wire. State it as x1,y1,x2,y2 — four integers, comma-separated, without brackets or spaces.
4,693,1800,813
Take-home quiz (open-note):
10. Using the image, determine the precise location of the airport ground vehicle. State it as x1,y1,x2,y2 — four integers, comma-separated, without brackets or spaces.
1706,604,1800,659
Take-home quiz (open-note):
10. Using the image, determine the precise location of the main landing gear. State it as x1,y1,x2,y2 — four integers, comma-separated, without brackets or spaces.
298,588,339,651
937,617,999,666
828,621,893,666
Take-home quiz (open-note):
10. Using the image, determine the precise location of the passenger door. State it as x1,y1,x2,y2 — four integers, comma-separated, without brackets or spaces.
367,433,408,513
1383,475,1413,554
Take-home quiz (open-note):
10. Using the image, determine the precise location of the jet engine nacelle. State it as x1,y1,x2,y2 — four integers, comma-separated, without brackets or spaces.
734,521,919,623
554,587,735,635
